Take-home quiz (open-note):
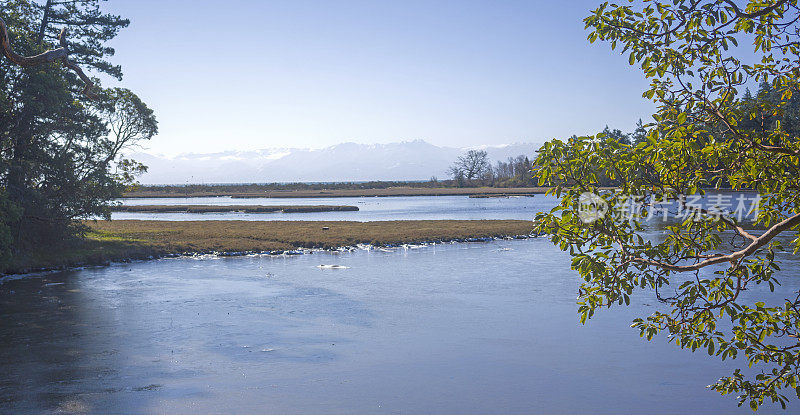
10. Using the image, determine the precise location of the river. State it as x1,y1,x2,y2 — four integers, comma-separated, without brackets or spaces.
2,193,794,413
0,238,794,413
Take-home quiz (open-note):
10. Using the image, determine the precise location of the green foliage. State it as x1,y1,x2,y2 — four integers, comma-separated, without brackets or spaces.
632,118,648,145
601,125,632,145
0,189,21,267
0,1,156,251
534,0,800,410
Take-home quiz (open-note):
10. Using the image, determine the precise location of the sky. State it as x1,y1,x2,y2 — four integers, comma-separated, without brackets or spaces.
100,0,655,156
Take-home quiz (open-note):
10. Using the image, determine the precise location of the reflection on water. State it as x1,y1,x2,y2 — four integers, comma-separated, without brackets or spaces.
112,195,557,221
1,240,795,414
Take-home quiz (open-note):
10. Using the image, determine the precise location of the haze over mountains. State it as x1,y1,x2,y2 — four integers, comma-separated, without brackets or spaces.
130,140,544,185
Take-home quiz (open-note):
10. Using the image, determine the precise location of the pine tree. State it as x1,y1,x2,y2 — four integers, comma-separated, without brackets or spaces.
0,0,156,258
631,119,647,145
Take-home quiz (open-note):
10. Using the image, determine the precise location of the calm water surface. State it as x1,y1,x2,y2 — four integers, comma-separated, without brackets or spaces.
1,240,794,414
113,195,555,221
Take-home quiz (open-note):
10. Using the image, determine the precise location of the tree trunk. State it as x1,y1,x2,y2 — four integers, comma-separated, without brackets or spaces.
37,0,54,43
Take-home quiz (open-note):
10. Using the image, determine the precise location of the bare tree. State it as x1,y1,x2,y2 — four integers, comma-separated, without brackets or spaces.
448,150,491,185
99,88,159,165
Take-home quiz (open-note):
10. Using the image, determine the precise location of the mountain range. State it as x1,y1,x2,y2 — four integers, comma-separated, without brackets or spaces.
129,140,544,184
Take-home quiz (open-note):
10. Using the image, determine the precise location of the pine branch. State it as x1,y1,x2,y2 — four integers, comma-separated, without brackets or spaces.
0,16,95,98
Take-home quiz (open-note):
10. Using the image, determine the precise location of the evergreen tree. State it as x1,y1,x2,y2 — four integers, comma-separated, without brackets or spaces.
600,125,631,145
631,118,647,145
0,0,156,259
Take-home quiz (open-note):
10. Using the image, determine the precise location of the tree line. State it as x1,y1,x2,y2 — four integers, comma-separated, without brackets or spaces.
447,150,536,187
445,119,650,188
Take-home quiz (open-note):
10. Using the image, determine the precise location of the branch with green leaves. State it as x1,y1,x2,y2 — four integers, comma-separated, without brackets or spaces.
535,1,800,410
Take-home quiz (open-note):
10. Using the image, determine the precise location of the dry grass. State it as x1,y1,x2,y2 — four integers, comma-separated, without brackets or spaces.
123,187,549,198
4,220,536,275
88,219,536,251
111,205,359,213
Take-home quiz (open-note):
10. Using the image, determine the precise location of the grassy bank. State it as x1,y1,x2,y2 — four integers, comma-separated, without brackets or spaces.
111,205,359,213
123,187,548,198
4,219,536,275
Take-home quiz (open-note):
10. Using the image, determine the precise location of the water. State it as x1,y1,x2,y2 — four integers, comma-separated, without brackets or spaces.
112,195,556,221
112,191,760,222
1,240,794,414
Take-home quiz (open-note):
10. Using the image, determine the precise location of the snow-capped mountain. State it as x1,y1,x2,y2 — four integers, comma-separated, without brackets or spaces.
129,140,543,184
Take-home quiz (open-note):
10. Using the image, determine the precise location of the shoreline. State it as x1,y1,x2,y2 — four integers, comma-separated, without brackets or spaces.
3,235,538,281
3,219,537,276
122,187,549,199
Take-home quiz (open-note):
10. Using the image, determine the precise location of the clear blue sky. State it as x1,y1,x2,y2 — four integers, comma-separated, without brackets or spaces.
102,0,654,155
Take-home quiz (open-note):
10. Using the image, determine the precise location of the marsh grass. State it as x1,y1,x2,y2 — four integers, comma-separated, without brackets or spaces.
4,220,536,275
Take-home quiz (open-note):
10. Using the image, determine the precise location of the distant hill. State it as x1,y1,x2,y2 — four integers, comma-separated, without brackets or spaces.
129,140,544,184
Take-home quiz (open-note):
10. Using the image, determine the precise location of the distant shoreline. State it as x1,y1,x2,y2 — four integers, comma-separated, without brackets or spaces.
3,219,537,276
122,187,549,199
110,205,360,213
